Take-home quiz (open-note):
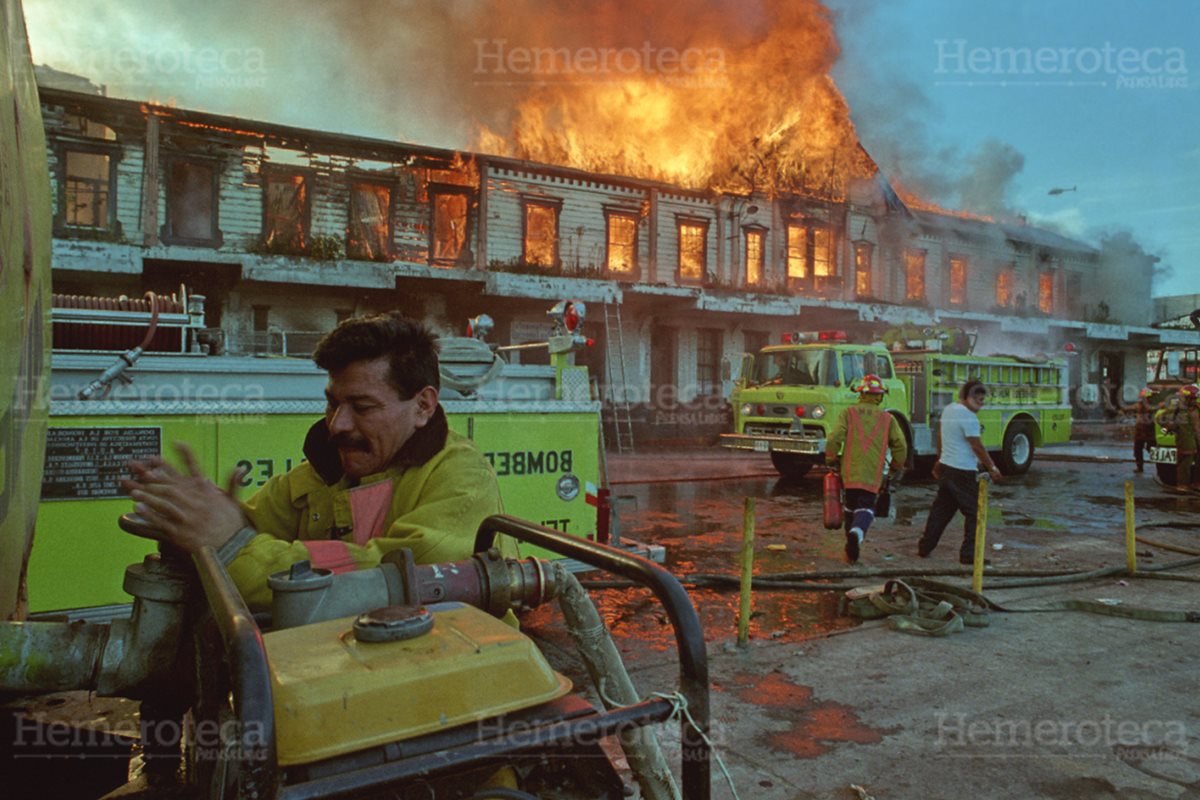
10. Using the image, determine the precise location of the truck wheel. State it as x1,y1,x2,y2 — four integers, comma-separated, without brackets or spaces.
770,452,813,480
999,422,1036,475
1155,463,1177,485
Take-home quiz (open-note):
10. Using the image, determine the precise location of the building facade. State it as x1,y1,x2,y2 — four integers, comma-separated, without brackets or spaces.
40,84,1199,445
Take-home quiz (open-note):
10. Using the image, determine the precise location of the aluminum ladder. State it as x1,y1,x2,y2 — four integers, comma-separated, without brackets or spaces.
602,301,635,453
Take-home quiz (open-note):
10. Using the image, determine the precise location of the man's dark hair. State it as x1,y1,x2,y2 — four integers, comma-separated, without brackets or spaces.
960,379,986,401
313,312,440,399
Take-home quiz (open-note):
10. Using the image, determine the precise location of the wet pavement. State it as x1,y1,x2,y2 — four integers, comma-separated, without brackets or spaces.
525,447,1200,799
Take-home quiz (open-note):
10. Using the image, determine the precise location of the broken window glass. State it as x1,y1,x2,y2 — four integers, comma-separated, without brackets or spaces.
349,182,391,261
905,250,926,302
606,211,637,275
431,190,468,265
64,150,111,229
524,202,559,268
166,161,216,243
678,221,707,280
263,172,308,250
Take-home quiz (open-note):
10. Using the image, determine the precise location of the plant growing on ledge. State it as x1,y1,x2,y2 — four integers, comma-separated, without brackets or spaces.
487,258,604,280
247,234,345,261
308,235,345,262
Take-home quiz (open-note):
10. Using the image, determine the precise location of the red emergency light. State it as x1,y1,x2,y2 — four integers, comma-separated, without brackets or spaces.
795,405,806,417
564,302,581,333
784,330,848,344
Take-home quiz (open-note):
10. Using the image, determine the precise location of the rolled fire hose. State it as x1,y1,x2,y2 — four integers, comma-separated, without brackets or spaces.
550,562,680,800
437,337,505,395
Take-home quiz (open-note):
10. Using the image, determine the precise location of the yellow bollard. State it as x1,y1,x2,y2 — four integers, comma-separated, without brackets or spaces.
1125,480,1137,575
971,477,988,594
737,497,755,647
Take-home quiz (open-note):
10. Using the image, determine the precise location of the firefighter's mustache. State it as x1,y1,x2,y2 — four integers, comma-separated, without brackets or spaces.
329,434,370,451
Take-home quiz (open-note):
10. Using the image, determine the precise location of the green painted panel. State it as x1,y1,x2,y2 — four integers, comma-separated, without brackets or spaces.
31,408,601,612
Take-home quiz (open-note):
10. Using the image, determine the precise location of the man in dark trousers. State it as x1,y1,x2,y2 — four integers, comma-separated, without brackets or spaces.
917,379,1003,565
1122,388,1159,473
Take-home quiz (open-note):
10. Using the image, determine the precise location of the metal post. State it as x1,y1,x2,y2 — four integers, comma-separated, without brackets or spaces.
971,478,988,594
738,497,755,646
1124,480,1137,575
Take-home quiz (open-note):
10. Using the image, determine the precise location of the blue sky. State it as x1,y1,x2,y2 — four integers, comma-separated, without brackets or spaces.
826,0,1199,299
24,0,1198,299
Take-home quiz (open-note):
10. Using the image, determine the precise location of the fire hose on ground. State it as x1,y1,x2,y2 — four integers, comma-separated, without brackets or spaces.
581,552,1200,636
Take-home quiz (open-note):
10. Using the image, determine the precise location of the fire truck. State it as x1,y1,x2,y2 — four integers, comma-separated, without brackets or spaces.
1146,345,1200,484
721,329,1073,478
32,293,627,616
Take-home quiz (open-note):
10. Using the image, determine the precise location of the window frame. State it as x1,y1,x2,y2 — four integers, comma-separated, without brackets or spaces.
785,222,808,282
996,265,1016,308
743,224,767,288
604,206,640,278
948,254,968,308
428,184,473,267
675,215,710,284
695,327,723,396
53,139,122,237
346,176,396,262
521,195,563,269
1038,270,1055,314
160,154,223,248
260,166,314,252
904,248,927,303
853,241,873,298
786,220,840,288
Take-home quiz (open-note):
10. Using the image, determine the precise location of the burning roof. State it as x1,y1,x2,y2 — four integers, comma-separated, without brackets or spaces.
470,0,876,200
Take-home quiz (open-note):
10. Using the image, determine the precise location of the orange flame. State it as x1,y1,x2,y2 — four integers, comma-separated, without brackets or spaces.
472,0,873,199
893,180,996,223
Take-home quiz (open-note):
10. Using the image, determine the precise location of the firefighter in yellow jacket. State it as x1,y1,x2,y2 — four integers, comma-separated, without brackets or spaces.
824,374,908,562
125,312,506,610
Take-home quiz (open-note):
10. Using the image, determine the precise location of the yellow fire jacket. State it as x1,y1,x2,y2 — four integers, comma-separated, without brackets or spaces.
824,401,908,492
228,407,505,610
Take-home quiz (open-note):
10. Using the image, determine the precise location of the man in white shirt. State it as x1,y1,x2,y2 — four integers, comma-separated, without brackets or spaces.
917,380,1003,564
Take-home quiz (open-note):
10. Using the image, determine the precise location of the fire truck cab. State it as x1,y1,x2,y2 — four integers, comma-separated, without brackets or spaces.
1146,345,1200,483
722,329,1073,479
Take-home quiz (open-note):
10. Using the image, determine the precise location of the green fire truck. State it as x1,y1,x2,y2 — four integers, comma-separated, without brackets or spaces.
721,329,1073,479
1146,345,1200,484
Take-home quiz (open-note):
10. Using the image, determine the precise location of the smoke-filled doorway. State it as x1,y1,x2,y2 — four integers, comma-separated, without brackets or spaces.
1099,350,1124,417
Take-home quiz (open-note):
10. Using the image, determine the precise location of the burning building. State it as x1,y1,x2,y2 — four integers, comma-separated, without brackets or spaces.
35,0,1196,444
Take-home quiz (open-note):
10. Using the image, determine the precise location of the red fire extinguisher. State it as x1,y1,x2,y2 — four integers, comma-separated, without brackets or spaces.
823,468,843,530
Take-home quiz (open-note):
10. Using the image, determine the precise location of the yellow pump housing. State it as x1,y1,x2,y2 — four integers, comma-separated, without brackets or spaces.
265,602,572,766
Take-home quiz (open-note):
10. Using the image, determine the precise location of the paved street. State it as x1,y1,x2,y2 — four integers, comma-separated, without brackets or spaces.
525,451,1200,799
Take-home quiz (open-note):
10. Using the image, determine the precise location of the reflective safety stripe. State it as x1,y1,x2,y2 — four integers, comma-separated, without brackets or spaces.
348,480,393,545
843,406,893,492
305,540,356,574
